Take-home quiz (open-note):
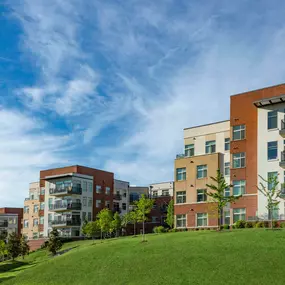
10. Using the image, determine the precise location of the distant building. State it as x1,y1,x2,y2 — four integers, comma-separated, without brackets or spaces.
129,186,149,211
114,179,130,216
0,207,23,237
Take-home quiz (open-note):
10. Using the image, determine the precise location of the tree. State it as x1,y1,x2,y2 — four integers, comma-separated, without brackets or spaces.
206,169,241,230
135,194,154,241
97,209,113,241
47,228,62,255
20,236,30,259
84,221,100,243
0,240,7,261
166,199,174,228
81,218,89,237
111,212,122,237
6,232,21,261
257,174,281,229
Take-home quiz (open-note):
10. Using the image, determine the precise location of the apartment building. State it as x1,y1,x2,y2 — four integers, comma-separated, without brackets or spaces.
114,180,130,216
129,186,149,211
0,208,23,237
174,83,285,229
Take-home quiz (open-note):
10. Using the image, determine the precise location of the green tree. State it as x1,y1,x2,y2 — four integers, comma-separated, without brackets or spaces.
97,209,113,240
81,218,89,236
20,236,30,259
7,232,21,260
135,194,154,241
206,169,241,230
257,174,281,229
47,228,62,255
84,221,100,243
166,199,174,228
111,212,122,237
0,240,7,261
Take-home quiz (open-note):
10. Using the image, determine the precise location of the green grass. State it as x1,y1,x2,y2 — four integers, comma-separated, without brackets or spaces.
1,230,285,284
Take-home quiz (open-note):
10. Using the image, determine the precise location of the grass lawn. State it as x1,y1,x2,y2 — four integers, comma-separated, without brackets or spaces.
1,230,285,284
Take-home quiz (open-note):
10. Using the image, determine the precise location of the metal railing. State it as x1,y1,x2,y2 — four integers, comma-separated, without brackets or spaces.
51,219,81,226
0,221,8,227
49,186,82,195
114,194,122,200
176,153,186,159
49,202,82,211
281,151,285,163
281,119,285,130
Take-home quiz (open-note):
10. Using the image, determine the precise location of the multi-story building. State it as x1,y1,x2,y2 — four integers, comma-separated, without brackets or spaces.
114,180,130,216
0,208,23,237
129,186,149,211
174,83,285,229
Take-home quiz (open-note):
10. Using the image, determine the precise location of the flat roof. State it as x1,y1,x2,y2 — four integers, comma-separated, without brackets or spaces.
41,165,114,175
45,173,93,180
184,119,229,131
253,94,285,108
150,181,174,185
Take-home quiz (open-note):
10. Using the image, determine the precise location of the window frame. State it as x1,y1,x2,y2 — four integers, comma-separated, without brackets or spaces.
225,138,230,151
176,168,186,181
233,180,246,196
196,213,208,227
268,171,278,190
96,200,101,208
267,141,278,160
205,140,216,154
105,187,111,195
176,214,186,228
96,185,102,194
197,189,207,202
233,208,246,223
185,144,194,157
268,110,278,130
224,187,230,197
176,191,186,204
232,152,246,169
224,162,230,176
232,125,246,141
224,210,230,225
197,165,207,179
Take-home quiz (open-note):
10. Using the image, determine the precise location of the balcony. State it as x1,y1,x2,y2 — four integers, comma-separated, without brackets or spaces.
176,153,186,159
49,202,82,212
0,221,8,227
280,120,285,137
51,218,81,228
280,185,285,198
114,194,122,201
49,186,82,196
280,151,285,168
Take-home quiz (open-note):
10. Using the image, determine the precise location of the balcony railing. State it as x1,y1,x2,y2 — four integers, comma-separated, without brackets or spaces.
49,186,82,196
49,202,82,211
280,151,285,168
51,218,81,227
176,153,186,159
280,120,285,137
114,194,122,200
0,221,8,227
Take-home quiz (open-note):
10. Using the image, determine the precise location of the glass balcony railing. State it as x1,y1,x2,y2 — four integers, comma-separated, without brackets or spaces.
49,186,82,196
49,202,82,211
176,153,186,159
51,218,81,227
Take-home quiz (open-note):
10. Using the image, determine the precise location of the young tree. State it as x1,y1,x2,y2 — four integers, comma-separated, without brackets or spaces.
47,228,62,256
135,194,154,241
6,232,21,261
84,221,100,243
206,169,241,230
81,218,89,237
0,240,7,261
165,199,174,229
97,209,113,241
257,174,281,229
111,212,122,237
20,236,30,259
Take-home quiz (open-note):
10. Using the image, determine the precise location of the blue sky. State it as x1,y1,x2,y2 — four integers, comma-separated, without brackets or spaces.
1,0,285,207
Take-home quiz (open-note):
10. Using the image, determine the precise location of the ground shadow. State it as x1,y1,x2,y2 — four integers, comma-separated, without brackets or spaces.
0,276,15,284
0,261,29,273
52,245,79,257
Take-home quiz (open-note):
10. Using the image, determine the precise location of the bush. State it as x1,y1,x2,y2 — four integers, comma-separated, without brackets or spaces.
223,224,230,230
280,222,285,228
41,241,49,249
245,221,253,228
235,220,246,229
255,221,264,228
168,228,177,233
153,226,166,234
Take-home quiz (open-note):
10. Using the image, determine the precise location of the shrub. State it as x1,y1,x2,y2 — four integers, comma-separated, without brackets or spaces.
153,226,166,234
245,221,253,228
280,222,285,228
235,220,246,229
223,224,230,230
168,228,177,233
41,241,49,249
255,221,264,228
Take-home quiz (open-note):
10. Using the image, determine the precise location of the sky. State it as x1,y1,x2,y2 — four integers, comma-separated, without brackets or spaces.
1,0,285,207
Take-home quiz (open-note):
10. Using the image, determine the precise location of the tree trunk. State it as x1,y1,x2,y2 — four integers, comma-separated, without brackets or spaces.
134,222,136,236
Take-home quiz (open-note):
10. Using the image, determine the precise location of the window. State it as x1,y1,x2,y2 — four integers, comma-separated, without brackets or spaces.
122,203,126,210
162,190,169,196
105,201,110,208
96,185,102,194
197,165,207,179
39,232,44,238
197,189,207,202
268,110,278,129
233,180,246,196
268,172,278,190
224,162,230,176
268,141,278,160
24,206,29,213
40,202,45,210
88,182,93,192
233,152,245,168
225,138,230,151
176,191,186,204
205,140,216,154
83,197,87,206
224,210,230,225
48,214,52,222
33,233,38,239
233,208,246,222
33,219,38,227
88,198,92,207
224,187,230,197
8,217,16,225
269,205,279,220
40,216,44,225
82,212,86,221
197,213,207,227
40,188,45,195
185,144,194,157
106,187,111,195
24,220,29,228
152,190,158,197
88,212,92,221
233,125,245,140
48,198,53,208
82,181,87,192
152,216,158,223
33,205,39,213
96,200,101,208
176,214,186,228
176,168,186,181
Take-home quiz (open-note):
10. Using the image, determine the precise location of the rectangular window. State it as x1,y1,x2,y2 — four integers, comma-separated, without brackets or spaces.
268,172,278,190
233,125,245,140
24,206,29,213
152,190,158,197
106,187,111,195
269,205,279,220
40,188,45,195
88,182,93,192
33,205,39,213
268,110,278,130
185,144,194,157
197,165,207,179
122,203,126,210
83,197,87,206
48,214,52,222
88,198,92,207
176,191,186,204
197,189,207,202
176,214,186,228
268,141,278,160
40,216,44,225
82,212,86,221
197,213,208,227
225,138,230,151
224,187,230,197
224,210,230,225
105,200,110,208
88,212,92,221
33,233,38,239
233,180,246,196
33,219,38,227
152,216,158,223
82,181,87,192
96,185,102,194
162,190,169,196
40,202,45,210
233,152,245,168
176,168,186,181
24,220,29,228
224,162,230,176
48,198,53,207
205,140,216,154
96,200,101,208
233,208,246,222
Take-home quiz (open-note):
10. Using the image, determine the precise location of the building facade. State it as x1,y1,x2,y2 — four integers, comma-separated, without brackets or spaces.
114,180,130,216
0,208,23,237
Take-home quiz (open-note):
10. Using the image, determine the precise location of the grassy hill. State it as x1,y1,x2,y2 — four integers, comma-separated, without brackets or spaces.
1,230,285,285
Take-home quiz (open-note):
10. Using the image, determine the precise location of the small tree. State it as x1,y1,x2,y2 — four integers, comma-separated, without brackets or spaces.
135,194,154,241
20,236,30,260
257,174,281,229
7,232,21,261
111,212,122,237
0,240,7,261
81,218,89,237
47,228,62,256
166,199,174,228
97,209,113,241
206,169,241,230
84,221,100,243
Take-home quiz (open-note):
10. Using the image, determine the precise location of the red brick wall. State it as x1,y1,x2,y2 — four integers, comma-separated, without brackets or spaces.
0,207,23,236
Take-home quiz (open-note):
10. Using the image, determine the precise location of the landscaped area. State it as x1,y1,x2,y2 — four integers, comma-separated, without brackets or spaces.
1,230,285,285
